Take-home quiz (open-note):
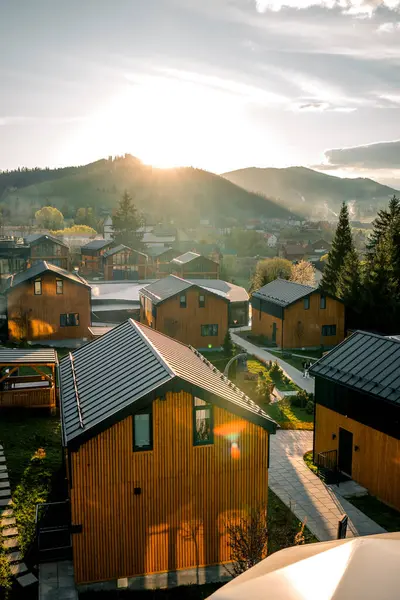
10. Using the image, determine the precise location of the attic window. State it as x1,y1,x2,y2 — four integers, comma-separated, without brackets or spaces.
180,294,187,308
320,295,326,309
199,294,205,308
34,279,42,295
193,397,213,446
56,279,63,295
304,297,310,310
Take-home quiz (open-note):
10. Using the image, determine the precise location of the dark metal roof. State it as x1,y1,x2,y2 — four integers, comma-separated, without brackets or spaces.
6,261,90,290
171,251,202,265
252,278,315,307
139,275,227,305
25,233,69,249
103,244,148,258
0,347,57,364
310,331,400,404
60,320,276,445
189,280,249,303
81,239,113,252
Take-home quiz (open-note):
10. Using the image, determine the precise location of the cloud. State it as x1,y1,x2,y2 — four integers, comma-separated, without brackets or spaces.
325,139,400,169
377,22,400,33
291,101,356,112
255,0,400,15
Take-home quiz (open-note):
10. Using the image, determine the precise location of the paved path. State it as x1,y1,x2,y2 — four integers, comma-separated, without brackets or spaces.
39,561,78,600
230,332,315,393
269,430,386,542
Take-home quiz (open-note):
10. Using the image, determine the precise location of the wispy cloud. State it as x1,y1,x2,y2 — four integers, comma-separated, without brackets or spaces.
255,0,400,16
377,22,400,33
324,139,400,169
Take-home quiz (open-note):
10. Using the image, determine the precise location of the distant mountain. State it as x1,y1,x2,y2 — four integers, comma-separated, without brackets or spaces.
222,166,398,218
0,156,294,226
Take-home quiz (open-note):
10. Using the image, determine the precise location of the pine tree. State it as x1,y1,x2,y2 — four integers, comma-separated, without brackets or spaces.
337,248,361,307
112,191,143,250
320,202,354,296
366,195,400,257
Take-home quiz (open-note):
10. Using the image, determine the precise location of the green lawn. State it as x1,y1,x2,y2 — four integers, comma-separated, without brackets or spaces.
346,495,400,532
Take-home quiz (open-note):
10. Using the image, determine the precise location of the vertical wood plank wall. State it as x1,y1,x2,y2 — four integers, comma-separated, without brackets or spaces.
7,273,91,341
70,391,269,584
315,404,400,510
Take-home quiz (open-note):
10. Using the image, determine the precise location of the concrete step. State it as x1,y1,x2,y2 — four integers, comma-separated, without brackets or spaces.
1,517,16,527
0,498,12,508
17,573,38,587
0,472,8,480
7,551,22,563
10,562,28,577
0,481,10,489
0,508,14,518
2,527,18,537
4,537,19,550
0,456,6,464
0,465,7,472
0,489,11,498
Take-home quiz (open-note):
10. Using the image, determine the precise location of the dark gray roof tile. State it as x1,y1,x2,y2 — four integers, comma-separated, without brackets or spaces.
0,348,57,364
7,261,90,290
253,278,315,307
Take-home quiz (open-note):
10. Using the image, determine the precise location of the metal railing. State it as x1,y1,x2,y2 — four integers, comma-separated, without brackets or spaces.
35,500,72,563
316,450,339,485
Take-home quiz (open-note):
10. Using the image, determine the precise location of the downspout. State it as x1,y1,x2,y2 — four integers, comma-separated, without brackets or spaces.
281,308,284,350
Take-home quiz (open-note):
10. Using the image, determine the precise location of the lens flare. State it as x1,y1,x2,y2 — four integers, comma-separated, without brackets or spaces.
231,442,240,460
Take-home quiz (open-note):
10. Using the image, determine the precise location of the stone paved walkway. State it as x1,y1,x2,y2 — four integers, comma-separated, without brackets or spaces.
230,332,315,394
269,430,386,541
39,561,78,600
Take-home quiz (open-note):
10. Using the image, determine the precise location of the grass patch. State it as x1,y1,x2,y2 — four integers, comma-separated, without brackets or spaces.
303,451,318,476
268,488,318,552
0,414,62,556
346,495,400,532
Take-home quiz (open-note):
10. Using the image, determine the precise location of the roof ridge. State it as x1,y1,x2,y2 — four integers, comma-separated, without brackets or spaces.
129,320,177,377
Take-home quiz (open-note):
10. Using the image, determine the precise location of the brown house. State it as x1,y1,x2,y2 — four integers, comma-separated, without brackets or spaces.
103,245,149,281
280,244,305,262
81,239,114,276
146,247,180,278
59,320,276,589
6,261,91,342
171,252,220,279
251,279,344,349
140,275,229,348
25,233,70,270
311,332,400,511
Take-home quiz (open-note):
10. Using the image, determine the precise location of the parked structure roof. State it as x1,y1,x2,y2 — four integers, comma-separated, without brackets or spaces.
60,319,276,445
252,279,315,307
81,239,113,252
6,261,90,291
103,244,148,258
140,275,228,305
171,251,202,265
189,280,249,303
25,233,69,248
0,347,58,364
310,331,400,403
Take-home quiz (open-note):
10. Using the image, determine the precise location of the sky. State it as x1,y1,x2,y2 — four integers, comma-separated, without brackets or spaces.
1,0,400,186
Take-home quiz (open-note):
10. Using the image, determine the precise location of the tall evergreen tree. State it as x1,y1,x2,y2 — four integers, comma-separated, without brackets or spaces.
112,191,143,250
366,195,400,257
320,202,354,296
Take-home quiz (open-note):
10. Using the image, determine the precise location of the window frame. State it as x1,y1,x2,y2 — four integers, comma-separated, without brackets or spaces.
193,397,214,446
322,324,337,337
60,313,80,327
179,294,187,308
304,297,310,310
320,295,326,309
34,279,42,295
201,324,219,337
56,278,63,295
133,406,153,452
199,293,206,308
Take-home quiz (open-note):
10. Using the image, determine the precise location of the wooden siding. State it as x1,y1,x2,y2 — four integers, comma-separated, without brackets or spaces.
141,289,228,348
104,249,148,281
172,257,220,280
69,391,269,585
0,387,55,408
7,273,91,341
30,242,70,270
251,293,345,348
314,404,400,511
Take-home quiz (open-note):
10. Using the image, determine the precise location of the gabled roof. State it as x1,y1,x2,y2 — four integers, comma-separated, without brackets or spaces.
252,279,315,308
25,233,69,249
6,261,90,291
283,244,305,255
81,239,113,252
0,347,57,364
171,251,202,265
140,275,227,305
145,246,176,258
103,244,148,258
189,280,249,303
310,331,400,404
60,319,276,446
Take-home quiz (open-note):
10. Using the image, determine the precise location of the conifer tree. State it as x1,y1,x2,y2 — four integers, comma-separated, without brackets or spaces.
112,191,143,250
337,248,362,308
320,202,354,296
366,195,400,257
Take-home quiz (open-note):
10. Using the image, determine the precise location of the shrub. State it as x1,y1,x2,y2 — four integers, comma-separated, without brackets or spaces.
226,506,269,575
256,373,274,403
306,400,315,414
291,389,313,409
223,330,234,357
270,360,281,376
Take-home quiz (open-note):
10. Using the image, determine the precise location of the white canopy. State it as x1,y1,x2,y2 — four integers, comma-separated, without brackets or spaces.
208,533,400,600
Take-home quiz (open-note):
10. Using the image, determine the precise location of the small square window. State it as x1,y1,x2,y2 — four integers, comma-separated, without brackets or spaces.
133,408,153,451
304,297,310,310
193,397,213,445
322,324,336,336
56,279,63,295
199,294,205,308
34,279,42,295
320,295,326,309
60,313,80,327
180,294,187,308
201,324,218,337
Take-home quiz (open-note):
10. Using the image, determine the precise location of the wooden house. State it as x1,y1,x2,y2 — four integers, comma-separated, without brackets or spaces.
251,279,344,349
146,247,180,278
25,233,70,270
103,245,149,281
0,237,30,286
171,252,220,280
6,261,91,342
0,348,58,411
311,331,400,511
140,275,230,348
280,244,305,263
59,320,276,588
81,239,114,277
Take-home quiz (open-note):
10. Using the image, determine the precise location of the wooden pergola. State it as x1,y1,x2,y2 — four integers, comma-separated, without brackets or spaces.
0,348,58,412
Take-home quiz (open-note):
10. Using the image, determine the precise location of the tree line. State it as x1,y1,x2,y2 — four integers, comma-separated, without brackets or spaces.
321,196,400,334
